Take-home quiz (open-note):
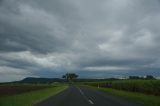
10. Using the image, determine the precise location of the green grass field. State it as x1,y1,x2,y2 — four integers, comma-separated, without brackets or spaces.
0,85,68,106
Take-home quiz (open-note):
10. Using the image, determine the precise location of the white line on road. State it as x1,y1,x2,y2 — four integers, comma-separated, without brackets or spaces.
88,100,94,104
78,87,84,95
77,87,94,105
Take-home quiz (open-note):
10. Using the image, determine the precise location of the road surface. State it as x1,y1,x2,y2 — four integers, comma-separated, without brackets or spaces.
35,86,143,106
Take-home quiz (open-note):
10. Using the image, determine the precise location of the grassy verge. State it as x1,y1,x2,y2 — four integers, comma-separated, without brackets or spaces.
0,85,68,106
84,85,160,106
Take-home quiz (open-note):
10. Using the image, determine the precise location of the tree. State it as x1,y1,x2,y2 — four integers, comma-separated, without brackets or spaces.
62,73,78,82
62,75,66,79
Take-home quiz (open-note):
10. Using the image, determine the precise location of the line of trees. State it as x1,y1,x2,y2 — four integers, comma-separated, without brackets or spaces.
61,73,156,82
129,75,155,80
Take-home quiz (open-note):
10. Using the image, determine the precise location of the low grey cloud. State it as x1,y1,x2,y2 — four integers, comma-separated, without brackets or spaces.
0,0,160,82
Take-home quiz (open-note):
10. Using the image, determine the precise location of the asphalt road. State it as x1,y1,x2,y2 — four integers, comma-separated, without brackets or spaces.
35,86,143,106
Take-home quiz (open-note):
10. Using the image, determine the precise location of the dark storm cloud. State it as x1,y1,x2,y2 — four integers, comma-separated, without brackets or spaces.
0,0,74,54
0,0,160,82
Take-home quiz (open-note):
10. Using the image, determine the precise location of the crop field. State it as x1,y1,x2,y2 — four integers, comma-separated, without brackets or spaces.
83,79,160,96
0,84,51,97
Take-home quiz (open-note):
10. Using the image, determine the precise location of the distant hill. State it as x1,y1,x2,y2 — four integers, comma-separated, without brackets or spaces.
18,77,119,83
0,77,120,84
15,77,65,84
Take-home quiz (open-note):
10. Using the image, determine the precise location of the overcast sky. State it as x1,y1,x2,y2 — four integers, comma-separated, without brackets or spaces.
0,0,160,82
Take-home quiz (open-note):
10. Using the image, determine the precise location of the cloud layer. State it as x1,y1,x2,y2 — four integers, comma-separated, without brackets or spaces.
0,0,160,82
